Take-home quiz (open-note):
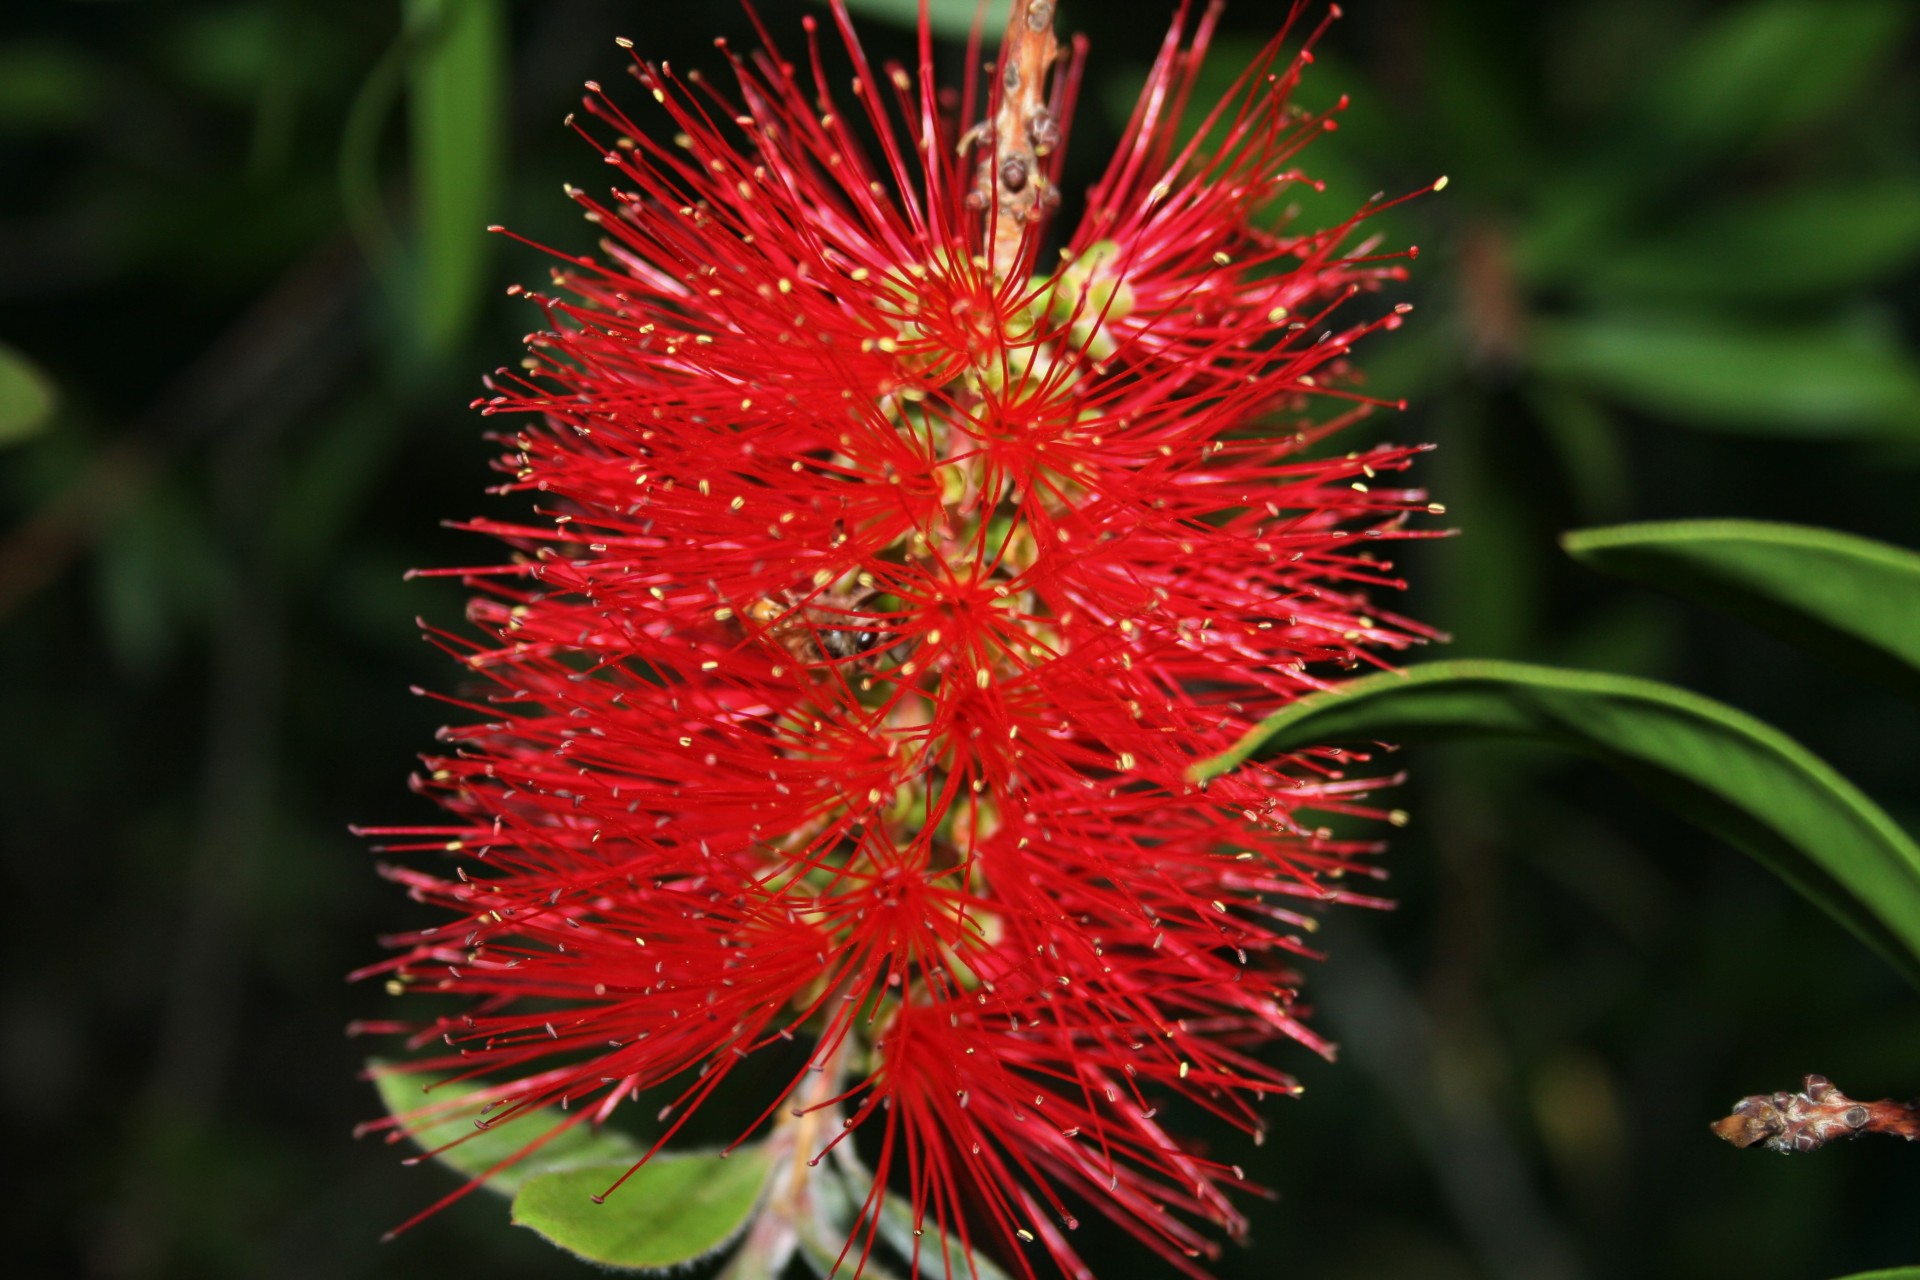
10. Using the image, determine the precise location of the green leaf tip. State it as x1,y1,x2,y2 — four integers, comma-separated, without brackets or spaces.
1562,519,1920,700
367,1061,642,1196
511,1146,778,1272
1198,659,1920,985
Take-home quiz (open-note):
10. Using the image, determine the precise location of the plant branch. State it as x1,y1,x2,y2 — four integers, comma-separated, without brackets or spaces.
984,0,1060,274
1712,1074,1920,1153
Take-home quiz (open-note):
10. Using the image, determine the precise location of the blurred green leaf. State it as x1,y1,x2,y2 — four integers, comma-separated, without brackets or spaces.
876,1192,1015,1280
0,42,102,132
272,399,403,572
1424,10,1538,197
511,1148,775,1271
1198,660,1920,985
1576,179,1920,302
370,1062,643,1196
827,0,1010,40
340,26,409,271
1564,520,1920,700
0,342,57,445
1526,383,1630,521
1550,600,1675,682
405,0,507,353
1828,1271,1920,1280
1644,0,1914,154
1531,313,1920,437
1516,167,1647,287
92,484,226,677
163,5,281,105
1426,399,1535,657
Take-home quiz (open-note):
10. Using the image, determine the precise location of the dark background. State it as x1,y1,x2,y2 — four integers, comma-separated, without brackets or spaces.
3,1,1918,1276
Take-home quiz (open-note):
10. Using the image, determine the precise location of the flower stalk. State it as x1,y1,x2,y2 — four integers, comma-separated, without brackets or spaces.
983,0,1062,273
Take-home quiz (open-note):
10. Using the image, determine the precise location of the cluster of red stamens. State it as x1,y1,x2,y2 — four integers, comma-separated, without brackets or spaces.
357,2,1441,1275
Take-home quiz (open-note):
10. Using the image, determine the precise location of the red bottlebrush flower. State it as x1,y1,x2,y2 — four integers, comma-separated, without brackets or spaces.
358,2,1442,1276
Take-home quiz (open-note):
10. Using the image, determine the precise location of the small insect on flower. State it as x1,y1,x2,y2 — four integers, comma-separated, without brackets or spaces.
746,586,899,669
356,2,1444,1277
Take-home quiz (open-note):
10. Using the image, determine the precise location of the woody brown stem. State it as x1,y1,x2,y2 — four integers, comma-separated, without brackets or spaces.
986,0,1060,274
1711,1074,1920,1154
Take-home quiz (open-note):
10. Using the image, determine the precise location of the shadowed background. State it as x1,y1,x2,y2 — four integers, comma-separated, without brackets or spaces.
2,0,1917,1276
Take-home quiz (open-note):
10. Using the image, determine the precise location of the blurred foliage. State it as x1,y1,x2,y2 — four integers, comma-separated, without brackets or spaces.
0,341,57,444
1,1,1917,1278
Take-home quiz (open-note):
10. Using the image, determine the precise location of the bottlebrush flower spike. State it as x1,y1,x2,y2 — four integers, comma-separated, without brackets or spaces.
356,1,1443,1276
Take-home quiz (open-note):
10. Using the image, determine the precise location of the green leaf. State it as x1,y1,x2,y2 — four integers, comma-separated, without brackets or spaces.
1530,314,1920,437
511,1147,776,1272
1525,384,1629,521
405,0,507,353
826,0,1011,41
0,42,103,133
1827,1271,1920,1280
1197,660,1920,985
0,341,57,445
1643,0,1914,154
92,483,226,678
1563,520,1920,701
370,1062,643,1196
877,1192,1015,1280
1575,179,1920,302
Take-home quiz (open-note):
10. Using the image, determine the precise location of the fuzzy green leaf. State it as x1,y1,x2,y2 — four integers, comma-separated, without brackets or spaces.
1197,660,1920,985
1827,1271,1920,1280
1530,314,1920,437
1563,520,1920,700
369,1062,643,1196
511,1148,776,1272
405,0,506,353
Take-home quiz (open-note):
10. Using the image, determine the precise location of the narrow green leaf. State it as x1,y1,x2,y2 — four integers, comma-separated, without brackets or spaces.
826,0,1010,40
1576,178,1920,302
1531,314,1920,437
791,1234,908,1280
784,1158,907,1280
511,1147,776,1272
1563,520,1920,700
1828,1271,1920,1280
370,1062,642,1195
405,0,506,353
338,24,410,273
0,341,57,445
1525,384,1629,521
1643,0,1913,154
1197,660,1920,985
876,1192,1014,1280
